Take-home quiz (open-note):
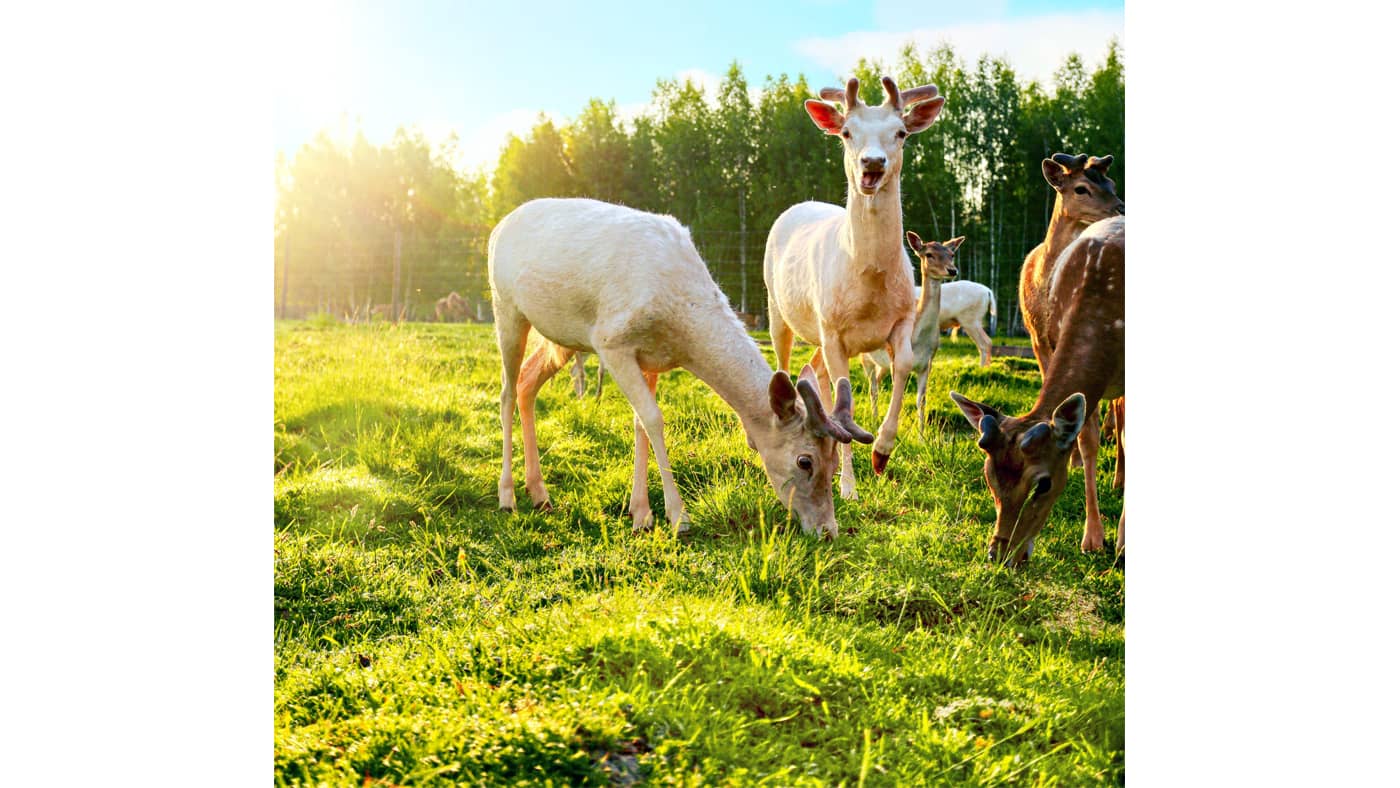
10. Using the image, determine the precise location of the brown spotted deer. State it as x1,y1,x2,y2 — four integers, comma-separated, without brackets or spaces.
764,76,944,499
1021,153,1125,478
491,197,872,538
951,215,1124,564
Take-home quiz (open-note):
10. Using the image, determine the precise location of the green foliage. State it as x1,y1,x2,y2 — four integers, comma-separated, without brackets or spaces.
275,40,1124,331
275,322,1125,785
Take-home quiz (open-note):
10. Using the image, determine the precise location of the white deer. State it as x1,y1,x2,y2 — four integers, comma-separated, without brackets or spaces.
764,76,944,498
490,198,872,538
941,281,997,366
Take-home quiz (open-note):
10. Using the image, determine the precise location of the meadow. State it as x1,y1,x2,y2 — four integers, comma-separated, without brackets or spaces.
274,320,1124,786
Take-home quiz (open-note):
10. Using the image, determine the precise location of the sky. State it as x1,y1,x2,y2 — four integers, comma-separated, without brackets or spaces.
272,0,1123,174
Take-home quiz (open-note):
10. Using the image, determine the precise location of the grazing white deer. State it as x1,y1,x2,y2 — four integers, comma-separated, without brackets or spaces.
859,231,961,428
490,198,872,538
941,281,997,366
952,215,1125,564
764,76,944,498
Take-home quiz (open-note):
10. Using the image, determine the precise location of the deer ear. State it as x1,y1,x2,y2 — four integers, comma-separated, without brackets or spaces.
950,392,1005,450
804,100,845,135
944,236,965,253
1042,158,1070,189
769,371,800,423
902,96,945,134
1052,393,1087,450
906,230,923,251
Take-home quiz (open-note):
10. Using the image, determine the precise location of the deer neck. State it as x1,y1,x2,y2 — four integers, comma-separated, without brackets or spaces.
912,278,943,347
1041,201,1085,268
1027,345,1109,423
681,313,782,438
843,177,907,272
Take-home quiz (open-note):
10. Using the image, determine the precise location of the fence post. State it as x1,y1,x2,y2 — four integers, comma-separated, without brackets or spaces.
279,229,291,319
738,185,747,315
391,228,402,324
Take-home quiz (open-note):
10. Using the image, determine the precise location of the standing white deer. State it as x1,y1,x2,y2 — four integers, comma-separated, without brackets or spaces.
764,76,945,498
490,198,872,538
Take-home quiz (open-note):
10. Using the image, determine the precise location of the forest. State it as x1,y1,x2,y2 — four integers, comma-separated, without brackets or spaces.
273,40,1124,330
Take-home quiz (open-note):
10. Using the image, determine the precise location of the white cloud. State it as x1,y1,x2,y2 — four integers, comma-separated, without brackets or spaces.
794,10,1124,89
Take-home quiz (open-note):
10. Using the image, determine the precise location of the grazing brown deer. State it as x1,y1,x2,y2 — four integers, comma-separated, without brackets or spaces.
952,215,1124,565
436,291,469,322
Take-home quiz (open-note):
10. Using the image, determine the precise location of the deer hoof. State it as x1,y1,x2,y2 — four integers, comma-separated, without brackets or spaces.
871,450,890,475
535,499,553,513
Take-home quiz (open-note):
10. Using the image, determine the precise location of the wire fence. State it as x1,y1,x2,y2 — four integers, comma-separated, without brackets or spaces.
273,228,1029,336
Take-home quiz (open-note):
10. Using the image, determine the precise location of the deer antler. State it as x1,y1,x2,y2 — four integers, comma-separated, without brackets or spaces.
831,378,875,444
796,378,853,443
899,85,940,107
881,76,902,109
1087,155,1114,173
845,78,860,111
1051,152,1090,171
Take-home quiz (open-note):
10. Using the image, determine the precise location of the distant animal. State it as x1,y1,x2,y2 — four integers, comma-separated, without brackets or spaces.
860,231,961,428
952,215,1125,565
764,75,945,497
490,197,870,538
435,291,469,322
940,281,997,367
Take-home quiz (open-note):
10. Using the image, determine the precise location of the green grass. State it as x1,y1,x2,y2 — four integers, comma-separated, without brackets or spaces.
274,321,1124,786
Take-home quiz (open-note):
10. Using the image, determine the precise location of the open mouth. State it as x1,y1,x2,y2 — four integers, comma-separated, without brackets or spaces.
859,170,883,192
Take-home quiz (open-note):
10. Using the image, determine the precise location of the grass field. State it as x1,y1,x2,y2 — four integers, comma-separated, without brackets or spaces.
274,320,1124,786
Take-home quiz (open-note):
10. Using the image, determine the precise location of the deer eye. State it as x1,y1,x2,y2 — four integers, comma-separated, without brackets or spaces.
841,129,851,139
797,455,814,473
1034,476,1052,496
1074,186,1089,195
896,129,907,139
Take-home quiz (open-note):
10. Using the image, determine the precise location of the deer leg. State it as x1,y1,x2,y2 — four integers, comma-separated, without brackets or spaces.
968,323,993,368
1078,408,1105,552
948,324,959,341
495,310,531,511
812,343,859,498
860,354,884,427
769,297,794,374
517,342,573,509
914,361,930,434
570,353,588,399
809,346,833,408
873,321,914,476
626,370,660,530
599,350,689,532
1112,397,1125,490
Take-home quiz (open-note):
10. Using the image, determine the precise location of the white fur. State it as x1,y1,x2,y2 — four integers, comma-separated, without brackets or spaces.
490,198,848,537
764,84,941,497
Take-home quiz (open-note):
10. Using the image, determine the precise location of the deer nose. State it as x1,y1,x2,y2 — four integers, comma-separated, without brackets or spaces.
948,267,959,277
860,155,886,170
1115,202,1125,215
